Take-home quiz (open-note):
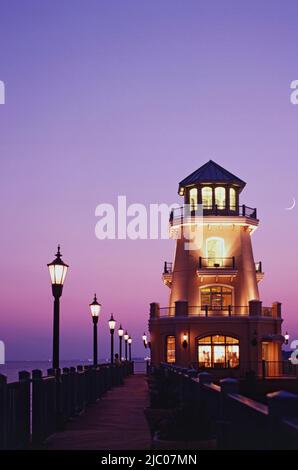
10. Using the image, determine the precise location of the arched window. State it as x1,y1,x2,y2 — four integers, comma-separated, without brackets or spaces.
229,187,236,211
215,187,226,209
200,285,233,311
198,335,239,368
206,237,224,267
202,186,212,209
166,336,175,363
189,187,197,211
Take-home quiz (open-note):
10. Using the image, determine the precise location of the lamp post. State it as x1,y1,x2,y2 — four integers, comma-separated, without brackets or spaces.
124,331,129,361
89,294,101,366
118,324,124,361
142,332,147,349
47,245,69,370
284,331,290,345
109,314,116,364
128,337,132,361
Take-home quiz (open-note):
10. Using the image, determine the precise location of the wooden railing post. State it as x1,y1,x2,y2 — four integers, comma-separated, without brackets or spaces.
0,374,7,450
32,369,43,445
18,371,31,448
267,391,298,449
217,378,239,449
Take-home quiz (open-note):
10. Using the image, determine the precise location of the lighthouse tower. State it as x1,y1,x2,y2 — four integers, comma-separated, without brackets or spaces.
149,161,283,377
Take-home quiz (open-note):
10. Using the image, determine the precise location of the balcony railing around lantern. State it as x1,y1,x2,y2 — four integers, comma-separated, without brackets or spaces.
198,257,236,269
169,203,257,225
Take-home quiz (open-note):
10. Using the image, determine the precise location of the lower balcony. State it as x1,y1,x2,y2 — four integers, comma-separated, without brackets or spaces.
162,262,173,288
152,300,281,319
197,257,237,281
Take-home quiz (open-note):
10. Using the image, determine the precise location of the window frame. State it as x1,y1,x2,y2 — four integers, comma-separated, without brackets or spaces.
165,335,176,364
198,334,240,369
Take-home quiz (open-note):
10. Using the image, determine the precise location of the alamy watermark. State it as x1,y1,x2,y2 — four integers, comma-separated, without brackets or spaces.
290,340,298,365
0,340,5,364
94,196,204,250
290,80,298,105
0,80,5,104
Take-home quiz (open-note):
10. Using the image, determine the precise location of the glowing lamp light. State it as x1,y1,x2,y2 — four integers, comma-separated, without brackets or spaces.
284,331,290,345
128,337,132,345
108,314,116,332
89,294,101,318
182,333,188,349
142,333,147,342
124,331,129,342
118,324,124,337
47,245,69,286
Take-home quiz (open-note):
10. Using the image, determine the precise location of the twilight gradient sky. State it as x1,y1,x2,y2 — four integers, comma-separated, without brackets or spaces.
0,0,298,360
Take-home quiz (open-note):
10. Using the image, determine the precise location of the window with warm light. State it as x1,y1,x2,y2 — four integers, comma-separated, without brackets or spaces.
189,187,198,211
206,237,224,267
201,286,232,311
202,186,212,209
215,186,226,209
166,336,176,363
198,335,239,368
229,187,236,210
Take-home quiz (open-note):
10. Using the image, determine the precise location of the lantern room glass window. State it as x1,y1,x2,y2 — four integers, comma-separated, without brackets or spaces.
229,187,236,211
198,335,239,368
189,187,198,211
166,336,176,363
202,186,212,209
215,187,226,209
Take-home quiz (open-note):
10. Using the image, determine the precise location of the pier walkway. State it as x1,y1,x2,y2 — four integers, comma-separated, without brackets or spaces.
46,374,151,450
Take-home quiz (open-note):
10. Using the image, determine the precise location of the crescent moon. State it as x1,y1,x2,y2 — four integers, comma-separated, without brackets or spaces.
285,198,296,210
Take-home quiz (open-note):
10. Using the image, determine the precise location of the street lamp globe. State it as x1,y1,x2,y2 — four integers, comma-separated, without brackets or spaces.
124,331,129,342
47,245,69,293
142,333,147,342
128,337,132,345
109,314,116,332
89,294,101,318
118,325,124,337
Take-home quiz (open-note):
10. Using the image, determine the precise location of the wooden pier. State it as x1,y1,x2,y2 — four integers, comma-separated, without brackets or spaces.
46,374,150,450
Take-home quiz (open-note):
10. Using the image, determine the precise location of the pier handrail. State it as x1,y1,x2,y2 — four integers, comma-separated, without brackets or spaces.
0,361,134,449
152,363,298,449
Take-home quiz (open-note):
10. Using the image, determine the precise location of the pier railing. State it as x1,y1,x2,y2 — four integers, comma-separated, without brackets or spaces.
150,363,298,449
0,361,134,450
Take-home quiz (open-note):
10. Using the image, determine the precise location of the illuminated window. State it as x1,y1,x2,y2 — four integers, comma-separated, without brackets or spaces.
198,335,239,368
202,186,212,209
201,286,232,310
215,187,226,209
189,188,198,211
206,237,224,267
166,336,176,363
229,188,236,210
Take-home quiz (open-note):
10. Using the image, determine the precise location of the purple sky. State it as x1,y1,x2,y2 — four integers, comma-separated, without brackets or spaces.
0,0,298,360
